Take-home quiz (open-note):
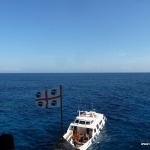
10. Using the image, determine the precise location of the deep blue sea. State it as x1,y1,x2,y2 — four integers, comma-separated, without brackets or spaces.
0,73,150,150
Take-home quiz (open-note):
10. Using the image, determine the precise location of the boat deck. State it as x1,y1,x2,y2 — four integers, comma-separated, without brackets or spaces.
53,138,77,150
79,111,97,118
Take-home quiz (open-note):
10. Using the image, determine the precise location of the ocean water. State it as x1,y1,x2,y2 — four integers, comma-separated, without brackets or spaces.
0,73,150,150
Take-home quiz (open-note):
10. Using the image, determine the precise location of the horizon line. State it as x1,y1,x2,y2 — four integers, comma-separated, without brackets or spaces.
0,72,150,74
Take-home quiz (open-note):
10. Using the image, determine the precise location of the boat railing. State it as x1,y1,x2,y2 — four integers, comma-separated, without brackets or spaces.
78,110,97,118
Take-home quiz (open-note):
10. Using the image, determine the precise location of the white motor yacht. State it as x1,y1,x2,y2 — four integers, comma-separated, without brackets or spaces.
63,110,106,150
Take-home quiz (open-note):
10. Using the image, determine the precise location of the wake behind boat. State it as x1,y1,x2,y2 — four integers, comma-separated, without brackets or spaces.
63,110,106,150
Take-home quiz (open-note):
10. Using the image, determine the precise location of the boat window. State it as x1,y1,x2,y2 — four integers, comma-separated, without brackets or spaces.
99,120,102,125
86,122,90,125
70,126,74,130
75,120,79,123
94,129,96,133
79,121,85,124
91,120,94,124
96,124,99,129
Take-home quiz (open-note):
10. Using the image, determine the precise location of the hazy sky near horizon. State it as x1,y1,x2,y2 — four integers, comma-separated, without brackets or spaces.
0,0,150,73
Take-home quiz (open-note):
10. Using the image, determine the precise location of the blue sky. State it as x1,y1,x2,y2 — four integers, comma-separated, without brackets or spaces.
0,0,150,73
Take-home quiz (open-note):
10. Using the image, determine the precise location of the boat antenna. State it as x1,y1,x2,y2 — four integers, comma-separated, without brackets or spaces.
85,103,87,111
92,100,94,110
78,100,81,115
78,101,80,112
